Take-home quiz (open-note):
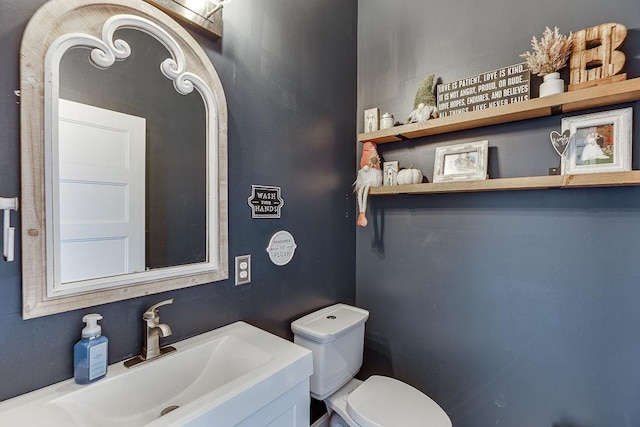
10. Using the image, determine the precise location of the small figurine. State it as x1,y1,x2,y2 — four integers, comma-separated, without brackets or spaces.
407,73,439,123
407,102,438,123
354,142,383,227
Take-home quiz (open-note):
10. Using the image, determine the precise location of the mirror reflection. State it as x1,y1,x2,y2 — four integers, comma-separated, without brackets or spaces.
57,29,207,284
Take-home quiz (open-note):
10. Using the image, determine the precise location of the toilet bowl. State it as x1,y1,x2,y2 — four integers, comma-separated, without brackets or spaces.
291,303,451,427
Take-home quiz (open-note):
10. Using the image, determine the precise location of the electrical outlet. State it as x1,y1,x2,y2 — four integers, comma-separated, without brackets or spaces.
235,255,251,286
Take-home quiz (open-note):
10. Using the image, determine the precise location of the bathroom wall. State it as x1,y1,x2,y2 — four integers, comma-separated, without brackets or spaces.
356,1,640,426
0,0,356,402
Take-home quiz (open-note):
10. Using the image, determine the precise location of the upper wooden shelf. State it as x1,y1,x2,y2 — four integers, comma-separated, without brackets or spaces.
358,77,640,144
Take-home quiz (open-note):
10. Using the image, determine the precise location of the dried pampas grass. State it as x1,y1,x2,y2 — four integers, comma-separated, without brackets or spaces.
520,27,573,76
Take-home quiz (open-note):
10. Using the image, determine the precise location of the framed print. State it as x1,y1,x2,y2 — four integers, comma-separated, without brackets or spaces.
364,107,380,133
433,140,489,183
561,107,632,175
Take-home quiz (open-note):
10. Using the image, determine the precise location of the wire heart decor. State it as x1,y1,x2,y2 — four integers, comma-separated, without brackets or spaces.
549,129,570,157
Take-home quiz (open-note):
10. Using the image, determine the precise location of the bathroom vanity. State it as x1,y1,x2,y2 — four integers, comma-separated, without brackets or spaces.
0,322,313,426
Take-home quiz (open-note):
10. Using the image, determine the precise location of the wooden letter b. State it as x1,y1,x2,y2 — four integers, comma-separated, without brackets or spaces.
569,23,627,87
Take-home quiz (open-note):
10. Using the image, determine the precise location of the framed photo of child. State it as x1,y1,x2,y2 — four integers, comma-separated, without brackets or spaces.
433,140,489,183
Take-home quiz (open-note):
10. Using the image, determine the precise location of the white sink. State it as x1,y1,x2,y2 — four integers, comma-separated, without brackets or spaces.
0,321,313,426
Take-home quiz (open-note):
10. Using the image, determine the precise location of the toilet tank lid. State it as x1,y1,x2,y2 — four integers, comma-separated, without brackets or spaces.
291,304,369,343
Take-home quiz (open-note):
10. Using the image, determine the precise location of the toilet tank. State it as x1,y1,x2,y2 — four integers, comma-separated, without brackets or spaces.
291,304,369,400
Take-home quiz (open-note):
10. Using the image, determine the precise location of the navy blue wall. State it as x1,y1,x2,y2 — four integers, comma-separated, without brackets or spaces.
357,0,640,426
0,0,356,401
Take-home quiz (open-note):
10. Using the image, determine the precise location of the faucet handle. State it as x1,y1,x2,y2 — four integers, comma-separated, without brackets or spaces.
143,298,174,321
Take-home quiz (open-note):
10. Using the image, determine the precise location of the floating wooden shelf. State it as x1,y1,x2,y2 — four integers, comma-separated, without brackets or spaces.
358,77,640,144
369,171,640,196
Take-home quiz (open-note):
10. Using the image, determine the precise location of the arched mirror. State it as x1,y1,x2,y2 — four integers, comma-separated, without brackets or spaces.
20,0,228,318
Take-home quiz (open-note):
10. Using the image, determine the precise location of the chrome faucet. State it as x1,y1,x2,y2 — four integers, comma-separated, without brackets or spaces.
124,299,176,368
143,299,174,359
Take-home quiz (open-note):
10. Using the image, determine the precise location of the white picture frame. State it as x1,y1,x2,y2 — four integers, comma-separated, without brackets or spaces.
364,107,379,133
433,140,489,183
561,107,632,175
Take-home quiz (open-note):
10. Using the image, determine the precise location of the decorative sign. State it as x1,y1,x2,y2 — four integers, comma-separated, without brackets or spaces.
248,185,284,219
437,63,530,117
364,107,380,133
266,230,297,266
383,161,399,186
550,129,570,157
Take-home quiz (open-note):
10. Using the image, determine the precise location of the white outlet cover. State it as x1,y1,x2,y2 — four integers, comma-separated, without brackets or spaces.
266,230,297,266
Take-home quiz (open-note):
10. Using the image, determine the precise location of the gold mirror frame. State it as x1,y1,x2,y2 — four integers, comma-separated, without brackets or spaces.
20,0,228,318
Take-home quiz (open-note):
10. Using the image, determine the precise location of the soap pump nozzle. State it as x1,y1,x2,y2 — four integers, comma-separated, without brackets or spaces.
81,313,103,339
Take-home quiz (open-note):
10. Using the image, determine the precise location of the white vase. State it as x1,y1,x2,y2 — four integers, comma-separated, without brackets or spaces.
539,72,564,97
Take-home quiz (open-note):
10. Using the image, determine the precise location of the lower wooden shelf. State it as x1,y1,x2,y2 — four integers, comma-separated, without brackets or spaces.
368,171,640,195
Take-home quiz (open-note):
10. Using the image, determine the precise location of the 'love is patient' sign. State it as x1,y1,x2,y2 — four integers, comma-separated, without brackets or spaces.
437,63,530,117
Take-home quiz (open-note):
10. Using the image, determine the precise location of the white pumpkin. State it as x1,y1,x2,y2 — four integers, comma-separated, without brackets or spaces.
397,165,422,185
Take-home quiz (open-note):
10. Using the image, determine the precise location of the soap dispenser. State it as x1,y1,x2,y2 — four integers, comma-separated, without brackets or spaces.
74,313,108,385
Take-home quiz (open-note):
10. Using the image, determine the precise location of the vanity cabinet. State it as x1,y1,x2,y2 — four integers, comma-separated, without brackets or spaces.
359,77,640,196
234,381,310,427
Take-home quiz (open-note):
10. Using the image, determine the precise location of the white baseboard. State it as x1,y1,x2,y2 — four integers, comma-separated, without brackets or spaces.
311,413,330,427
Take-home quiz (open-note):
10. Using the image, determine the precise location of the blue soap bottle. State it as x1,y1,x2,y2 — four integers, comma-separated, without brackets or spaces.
74,313,108,385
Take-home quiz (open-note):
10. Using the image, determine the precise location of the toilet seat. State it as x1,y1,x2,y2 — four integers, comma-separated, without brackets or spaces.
346,376,452,427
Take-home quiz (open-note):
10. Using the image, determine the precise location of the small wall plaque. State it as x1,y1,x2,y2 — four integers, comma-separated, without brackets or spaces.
364,107,380,133
248,185,284,219
266,230,297,266
383,161,399,186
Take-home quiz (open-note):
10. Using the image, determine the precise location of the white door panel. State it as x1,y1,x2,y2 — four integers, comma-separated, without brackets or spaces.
57,99,146,285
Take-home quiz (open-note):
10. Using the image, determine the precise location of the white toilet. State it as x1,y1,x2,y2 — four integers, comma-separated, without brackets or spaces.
291,303,452,427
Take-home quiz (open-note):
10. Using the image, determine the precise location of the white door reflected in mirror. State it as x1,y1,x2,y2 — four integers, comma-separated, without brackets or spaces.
57,99,146,287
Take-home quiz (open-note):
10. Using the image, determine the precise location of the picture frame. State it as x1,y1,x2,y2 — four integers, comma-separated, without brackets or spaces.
561,107,632,175
364,107,380,133
433,140,489,183
383,161,399,186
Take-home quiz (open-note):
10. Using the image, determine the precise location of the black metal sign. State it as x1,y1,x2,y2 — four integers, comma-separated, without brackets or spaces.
437,63,530,118
248,185,284,219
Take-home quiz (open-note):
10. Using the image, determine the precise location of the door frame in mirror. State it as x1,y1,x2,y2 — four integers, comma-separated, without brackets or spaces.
20,0,228,319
